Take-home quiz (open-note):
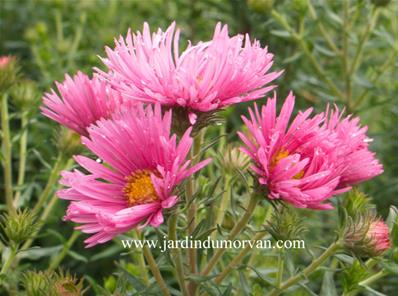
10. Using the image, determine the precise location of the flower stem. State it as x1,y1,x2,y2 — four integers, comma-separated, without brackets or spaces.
22,159,74,251
214,230,267,284
212,174,231,240
1,94,15,214
342,0,352,111
133,230,149,285
31,152,67,216
187,132,203,295
348,7,379,77
268,241,341,296
48,231,80,271
271,10,343,100
307,0,340,55
201,192,259,277
169,214,189,295
14,111,29,207
276,248,285,288
142,242,171,296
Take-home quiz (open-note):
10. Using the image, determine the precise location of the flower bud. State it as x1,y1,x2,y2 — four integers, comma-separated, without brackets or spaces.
52,270,84,296
23,270,83,296
247,0,274,14
55,127,83,158
10,79,38,110
218,145,250,174
291,0,308,16
0,209,40,246
344,214,391,257
0,56,19,92
266,205,307,241
371,0,391,7
342,189,374,218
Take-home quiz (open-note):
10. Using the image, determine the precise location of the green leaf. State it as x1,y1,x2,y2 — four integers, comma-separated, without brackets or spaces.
314,44,336,57
239,270,250,295
67,250,88,263
90,244,121,261
270,30,291,38
320,270,337,296
361,285,387,296
335,254,354,265
185,274,216,283
18,245,63,260
381,262,398,274
118,266,147,292
221,284,233,296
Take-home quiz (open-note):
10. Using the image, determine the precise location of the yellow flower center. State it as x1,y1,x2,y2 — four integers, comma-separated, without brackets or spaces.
270,149,304,179
123,169,159,207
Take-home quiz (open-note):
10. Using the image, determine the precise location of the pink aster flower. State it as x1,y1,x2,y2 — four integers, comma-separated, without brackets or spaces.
41,71,123,136
98,22,282,124
58,104,211,247
325,107,383,186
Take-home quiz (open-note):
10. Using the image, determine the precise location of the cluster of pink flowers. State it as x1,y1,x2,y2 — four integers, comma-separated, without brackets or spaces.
41,22,383,247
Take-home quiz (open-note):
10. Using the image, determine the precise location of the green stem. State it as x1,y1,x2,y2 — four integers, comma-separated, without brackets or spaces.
31,152,66,216
271,10,343,100
48,231,80,271
1,94,15,213
276,248,285,288
169,214,189,295
14,112,29,207
342,0,352,110
307,0,340,55
133,230,149,285
201,192,259,276
348,7,379,77
214,230,267,284
212,174,232,240
0,246,17,275
22,159,74,251
142,243,171,296
352,49,398,109
187,132,203,295
268,241,341,296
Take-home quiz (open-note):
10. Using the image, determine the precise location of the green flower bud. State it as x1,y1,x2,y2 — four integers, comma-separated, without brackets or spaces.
342,188,374,219
0,209,40,246
371,0,391,7
248,0,274,14
22,270,84,296
55,128,83,158
291,0,308,16
266,205,307,241
10,79,38,110
216,144,250,174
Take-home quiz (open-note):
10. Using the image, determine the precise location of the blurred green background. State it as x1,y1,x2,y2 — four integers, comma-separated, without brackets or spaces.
1,0,397,294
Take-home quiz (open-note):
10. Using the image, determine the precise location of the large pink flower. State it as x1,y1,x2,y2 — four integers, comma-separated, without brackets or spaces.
58,104,211,247
41,71,123,136
98,22,282,123
239,92,382,210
